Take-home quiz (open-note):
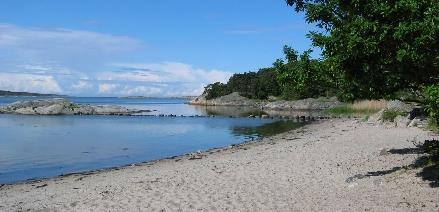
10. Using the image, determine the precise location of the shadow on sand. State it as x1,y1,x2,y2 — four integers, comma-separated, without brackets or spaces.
347,140,439,188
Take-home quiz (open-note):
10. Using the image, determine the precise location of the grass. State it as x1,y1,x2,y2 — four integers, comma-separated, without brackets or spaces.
327,99,387,116
382,108,407,122
428,119,439,133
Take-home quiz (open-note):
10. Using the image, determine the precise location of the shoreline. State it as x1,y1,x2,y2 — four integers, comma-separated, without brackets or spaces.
0,135,266,186
1,119,438,211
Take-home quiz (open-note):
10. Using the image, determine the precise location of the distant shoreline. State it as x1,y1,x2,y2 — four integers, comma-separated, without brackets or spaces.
0,90,63,97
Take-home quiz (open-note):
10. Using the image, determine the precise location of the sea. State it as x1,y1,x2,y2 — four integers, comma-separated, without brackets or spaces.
0,96,303,184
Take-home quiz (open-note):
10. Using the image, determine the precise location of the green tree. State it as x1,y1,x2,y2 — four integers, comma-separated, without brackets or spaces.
203,82,230,100
285,0,439,100
203,68,281,100
425,85,439,125
274,46,334,99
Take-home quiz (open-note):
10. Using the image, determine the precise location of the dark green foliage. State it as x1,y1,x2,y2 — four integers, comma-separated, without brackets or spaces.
203,82,230,100
285,0,439,101
425,85,439,124
422,139,439,164
274,46,335,99
203,68,281,100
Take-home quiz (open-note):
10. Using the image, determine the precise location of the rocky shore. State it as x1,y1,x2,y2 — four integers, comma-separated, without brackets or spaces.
190,92,341,110
0,98,149,115
0,119,437,211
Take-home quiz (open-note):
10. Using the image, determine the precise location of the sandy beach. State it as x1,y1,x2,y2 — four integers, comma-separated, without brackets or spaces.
1,119,438,211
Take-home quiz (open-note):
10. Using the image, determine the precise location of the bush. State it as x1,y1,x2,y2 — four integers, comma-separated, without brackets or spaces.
425,85,439,125
382,109,407,122
422,139,439,164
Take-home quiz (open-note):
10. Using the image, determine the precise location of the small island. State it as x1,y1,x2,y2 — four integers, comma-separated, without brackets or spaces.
0,90,62,97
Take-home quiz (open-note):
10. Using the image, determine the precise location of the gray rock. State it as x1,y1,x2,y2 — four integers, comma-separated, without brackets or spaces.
368,109,384,123
394,115,411,127
190,93,341,110
190,92,258,107
0,98,149,115
386,100,412,113
408,118,421,127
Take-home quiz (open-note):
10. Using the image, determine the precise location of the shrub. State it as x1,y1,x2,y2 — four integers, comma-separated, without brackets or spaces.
425,85,439,125
422,139,439,164
327,101,383,116
382,109,407,122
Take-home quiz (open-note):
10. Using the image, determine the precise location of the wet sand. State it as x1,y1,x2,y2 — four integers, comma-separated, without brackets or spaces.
0,119,438,211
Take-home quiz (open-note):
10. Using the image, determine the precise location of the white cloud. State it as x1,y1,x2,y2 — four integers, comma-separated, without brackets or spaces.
0,73,62,93
0,23,143,53
0,23,234,96
71,80,93,91
98,83,119,94
110,62,232,83
97,62,233,96
121,86,163,96
0,23,144,77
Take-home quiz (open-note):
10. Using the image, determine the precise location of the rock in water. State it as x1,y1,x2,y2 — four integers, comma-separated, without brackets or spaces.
0,98,149,115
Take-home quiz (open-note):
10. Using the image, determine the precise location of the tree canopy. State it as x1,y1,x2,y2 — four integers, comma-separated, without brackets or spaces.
203,68,281,100
285,0,439,100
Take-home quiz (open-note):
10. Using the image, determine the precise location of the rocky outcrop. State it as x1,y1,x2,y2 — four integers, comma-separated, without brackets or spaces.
0,98,149,115
190,92,259,107
386,100,413,112
369,102,427,128
190,92,341,110
262,97,341,110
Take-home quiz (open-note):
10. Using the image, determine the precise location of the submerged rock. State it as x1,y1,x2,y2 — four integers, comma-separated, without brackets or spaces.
0,98,149,115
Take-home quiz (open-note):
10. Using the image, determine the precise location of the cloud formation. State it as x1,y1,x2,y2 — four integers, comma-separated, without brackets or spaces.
97,62,233,96
0,24,233,96
0,73,62,93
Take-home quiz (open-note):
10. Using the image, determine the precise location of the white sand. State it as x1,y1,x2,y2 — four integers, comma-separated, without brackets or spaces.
0,119,438,211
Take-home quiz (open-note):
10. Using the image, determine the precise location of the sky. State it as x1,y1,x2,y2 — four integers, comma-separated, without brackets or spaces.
0,0,319,97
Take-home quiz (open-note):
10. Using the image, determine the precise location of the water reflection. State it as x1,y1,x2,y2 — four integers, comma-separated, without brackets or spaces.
0,114,305,183
192,105,328,117
232,120,305,138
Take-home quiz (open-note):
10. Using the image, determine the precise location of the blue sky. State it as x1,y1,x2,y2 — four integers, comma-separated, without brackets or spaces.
0,0,318,96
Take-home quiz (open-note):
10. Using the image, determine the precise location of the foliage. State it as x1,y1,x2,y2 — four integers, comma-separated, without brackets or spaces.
425,85,439,125
274,46,335,99
422,139,439,164
203,82,230,100
382,108,407,122
285,0,439,101
203,68,281,100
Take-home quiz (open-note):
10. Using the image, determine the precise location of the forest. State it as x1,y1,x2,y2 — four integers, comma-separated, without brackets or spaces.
203,0,438,125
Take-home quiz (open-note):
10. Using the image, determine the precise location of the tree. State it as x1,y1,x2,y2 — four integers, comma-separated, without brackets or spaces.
285,0,439,100
203,68,281,100
203,82,230,100
274,46,334,99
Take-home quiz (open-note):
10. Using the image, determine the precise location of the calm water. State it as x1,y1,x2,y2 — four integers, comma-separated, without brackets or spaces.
0,97,303,184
